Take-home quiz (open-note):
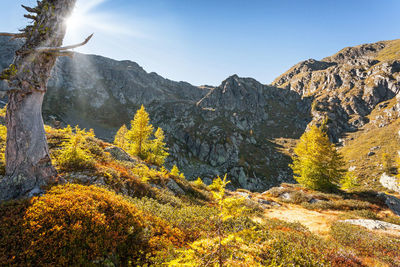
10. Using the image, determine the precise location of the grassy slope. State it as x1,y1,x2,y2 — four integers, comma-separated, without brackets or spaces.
340,98,400,190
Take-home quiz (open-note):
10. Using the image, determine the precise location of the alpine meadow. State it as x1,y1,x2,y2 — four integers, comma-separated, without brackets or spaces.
1,0,400,266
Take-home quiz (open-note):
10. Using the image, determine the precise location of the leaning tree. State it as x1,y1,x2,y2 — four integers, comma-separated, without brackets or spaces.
0,0,92,200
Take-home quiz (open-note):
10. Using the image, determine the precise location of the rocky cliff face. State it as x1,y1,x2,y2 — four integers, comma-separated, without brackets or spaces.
1,36,400,191
273,40,400,142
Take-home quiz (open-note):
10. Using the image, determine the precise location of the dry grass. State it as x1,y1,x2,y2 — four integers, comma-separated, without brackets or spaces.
375,39,400,61
339,98,400,190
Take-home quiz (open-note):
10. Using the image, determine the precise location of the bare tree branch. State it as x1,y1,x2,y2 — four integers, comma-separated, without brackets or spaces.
0,32,27,39
45,51,75,58
35,34,94,52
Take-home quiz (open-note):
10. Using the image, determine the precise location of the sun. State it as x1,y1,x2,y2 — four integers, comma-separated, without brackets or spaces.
65,12,82,32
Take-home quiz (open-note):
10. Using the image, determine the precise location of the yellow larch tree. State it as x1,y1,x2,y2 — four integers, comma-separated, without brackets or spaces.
126,105,154,159
113,124,128,150
290,124,345,191
147,127,169,166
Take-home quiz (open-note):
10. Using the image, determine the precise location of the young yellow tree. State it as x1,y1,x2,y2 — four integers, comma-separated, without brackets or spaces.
167,175,255,266
170,164,185,179
147,127,169,166
126,105,154,159
56,126,95,171
290,125,345,191
113,124,128,150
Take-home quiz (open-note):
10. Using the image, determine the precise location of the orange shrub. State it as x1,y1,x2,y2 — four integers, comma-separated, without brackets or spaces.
0,184,184,266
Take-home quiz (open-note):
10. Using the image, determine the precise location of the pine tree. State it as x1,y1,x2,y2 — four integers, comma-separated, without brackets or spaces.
126,105,154,159
147,127,169,166
114,124,128,150
290,125,345,191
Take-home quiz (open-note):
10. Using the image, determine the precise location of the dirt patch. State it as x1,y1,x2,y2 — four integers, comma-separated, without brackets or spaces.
264,204,340,236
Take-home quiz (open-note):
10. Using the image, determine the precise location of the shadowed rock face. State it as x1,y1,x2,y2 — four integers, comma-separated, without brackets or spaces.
1,36,400,191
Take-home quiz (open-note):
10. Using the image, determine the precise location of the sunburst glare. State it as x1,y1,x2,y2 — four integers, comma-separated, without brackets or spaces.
64,0,145,53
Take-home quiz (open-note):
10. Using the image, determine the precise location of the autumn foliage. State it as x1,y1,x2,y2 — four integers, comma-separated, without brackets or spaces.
0,184,184,266
114,105,169,166
290,125,345,191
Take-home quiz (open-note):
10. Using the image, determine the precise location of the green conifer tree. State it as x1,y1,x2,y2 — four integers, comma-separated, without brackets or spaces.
290,125,345,191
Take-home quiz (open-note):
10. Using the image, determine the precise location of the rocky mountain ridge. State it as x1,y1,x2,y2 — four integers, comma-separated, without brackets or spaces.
1,36,400,190
273,39,400,142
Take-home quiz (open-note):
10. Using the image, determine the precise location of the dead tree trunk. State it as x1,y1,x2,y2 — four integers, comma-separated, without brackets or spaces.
0,0,92,200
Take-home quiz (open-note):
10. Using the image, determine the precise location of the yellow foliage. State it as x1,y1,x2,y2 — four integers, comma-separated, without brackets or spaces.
170,164,185,179
114,106,169,166
169,175,248,266
0,105,6,118
193,177,206,187
340,171,359,190
382,153,395,174
147,127,169,166
0,125,6,174
113,124,128,150
55,126,96,171
126,105,154,158
290,125,345,191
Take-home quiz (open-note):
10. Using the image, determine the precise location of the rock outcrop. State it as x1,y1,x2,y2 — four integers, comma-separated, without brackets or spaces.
341,219,400,231
273,40,400,141
380,173,400,193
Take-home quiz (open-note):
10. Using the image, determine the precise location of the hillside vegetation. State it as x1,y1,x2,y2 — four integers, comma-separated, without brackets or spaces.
1,37,400,265
0,105,400,265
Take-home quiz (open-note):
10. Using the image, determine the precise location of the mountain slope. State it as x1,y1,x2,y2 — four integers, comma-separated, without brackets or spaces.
1,36,400,191
273,39,400,142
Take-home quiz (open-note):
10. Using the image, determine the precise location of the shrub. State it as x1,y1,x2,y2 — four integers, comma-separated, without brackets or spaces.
170,164,185,179
0,199,31,265
382,152,396,174
193,177,207,188
340,171,359,190
55,126,96,171
0,184,184,266
302,198,377,211
168,175,249,266
330,222,400,265
130,197,217,241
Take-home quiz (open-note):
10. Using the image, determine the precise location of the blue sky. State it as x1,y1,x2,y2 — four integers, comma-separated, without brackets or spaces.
1,0,400,86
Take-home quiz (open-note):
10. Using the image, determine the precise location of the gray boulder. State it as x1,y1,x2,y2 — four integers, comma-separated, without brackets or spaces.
104,146,137,163
166,179,185,195
341,219,400,231
380,173,400,193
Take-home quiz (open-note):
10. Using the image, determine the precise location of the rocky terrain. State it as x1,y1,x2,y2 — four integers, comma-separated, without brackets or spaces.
1,36,400,191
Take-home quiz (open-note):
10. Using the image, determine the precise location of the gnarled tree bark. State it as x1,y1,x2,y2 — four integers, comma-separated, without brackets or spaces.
0,0,92,200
